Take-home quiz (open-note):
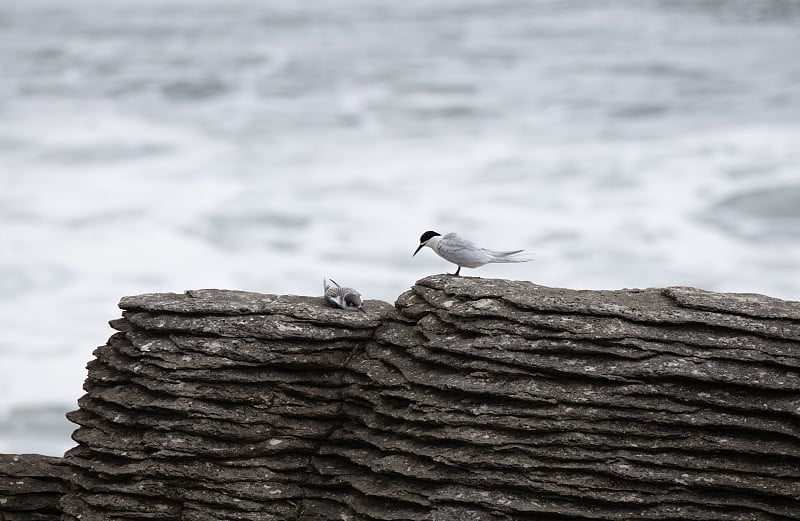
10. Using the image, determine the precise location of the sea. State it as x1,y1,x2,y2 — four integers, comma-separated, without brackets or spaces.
1,0,799,456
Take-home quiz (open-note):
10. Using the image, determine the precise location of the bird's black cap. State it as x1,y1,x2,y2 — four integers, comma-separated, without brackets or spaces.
419,230,441,243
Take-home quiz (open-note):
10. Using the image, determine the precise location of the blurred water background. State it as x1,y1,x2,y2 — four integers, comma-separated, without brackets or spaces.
2,0,800,456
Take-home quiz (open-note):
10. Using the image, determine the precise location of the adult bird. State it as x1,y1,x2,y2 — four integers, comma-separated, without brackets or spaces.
413,230,532,276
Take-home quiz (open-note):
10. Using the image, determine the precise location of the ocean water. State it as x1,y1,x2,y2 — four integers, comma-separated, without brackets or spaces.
1,0,799,456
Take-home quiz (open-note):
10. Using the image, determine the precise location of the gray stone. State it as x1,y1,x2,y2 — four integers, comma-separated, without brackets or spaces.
0,454,68,520
2,276,798,520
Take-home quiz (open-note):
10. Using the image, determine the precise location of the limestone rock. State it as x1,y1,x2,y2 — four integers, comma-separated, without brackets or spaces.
3,279,798,520
0,454,68,520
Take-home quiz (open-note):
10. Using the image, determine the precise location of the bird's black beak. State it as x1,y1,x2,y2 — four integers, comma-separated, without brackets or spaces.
413,243,424,257
358,307,366,314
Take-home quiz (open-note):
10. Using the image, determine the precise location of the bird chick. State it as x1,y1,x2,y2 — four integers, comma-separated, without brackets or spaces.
323,278,365,312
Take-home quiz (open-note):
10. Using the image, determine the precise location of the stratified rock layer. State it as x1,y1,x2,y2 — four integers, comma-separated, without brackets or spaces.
58,277,800,520
0,454,67,520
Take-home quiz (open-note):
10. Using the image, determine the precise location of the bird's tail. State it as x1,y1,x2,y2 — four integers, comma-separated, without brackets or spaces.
487,249,534,263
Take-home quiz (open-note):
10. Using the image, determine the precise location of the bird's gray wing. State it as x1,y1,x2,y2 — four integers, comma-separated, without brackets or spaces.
484,248,525,256
482,248,533,263
439,233,494,264
324,279,343,302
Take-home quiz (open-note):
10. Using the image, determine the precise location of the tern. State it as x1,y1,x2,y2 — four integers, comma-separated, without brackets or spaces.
413,231,533,276
323,278,366,312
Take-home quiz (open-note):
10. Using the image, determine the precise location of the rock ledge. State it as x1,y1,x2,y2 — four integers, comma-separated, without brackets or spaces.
5,276,800,520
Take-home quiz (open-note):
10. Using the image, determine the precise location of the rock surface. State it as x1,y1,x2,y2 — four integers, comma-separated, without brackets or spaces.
0,454,68,520
6,276,800,520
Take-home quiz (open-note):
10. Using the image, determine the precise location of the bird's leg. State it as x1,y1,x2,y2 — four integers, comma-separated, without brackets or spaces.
453,266,461,276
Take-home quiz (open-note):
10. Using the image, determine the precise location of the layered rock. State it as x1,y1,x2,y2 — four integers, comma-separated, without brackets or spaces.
0,454,67,520
50,276,800,519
